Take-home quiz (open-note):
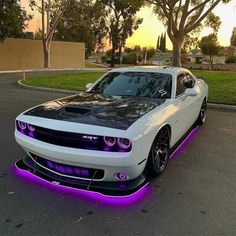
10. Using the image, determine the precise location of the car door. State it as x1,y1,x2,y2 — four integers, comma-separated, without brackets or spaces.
171,73,198,142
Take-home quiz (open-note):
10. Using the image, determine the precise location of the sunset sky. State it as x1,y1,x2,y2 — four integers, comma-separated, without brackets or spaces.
21,0,236,49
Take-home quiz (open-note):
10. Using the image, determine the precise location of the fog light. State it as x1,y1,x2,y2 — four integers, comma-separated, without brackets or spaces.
117,172,128,181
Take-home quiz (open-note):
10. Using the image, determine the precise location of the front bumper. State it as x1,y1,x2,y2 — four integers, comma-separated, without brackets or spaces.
15,156,147,196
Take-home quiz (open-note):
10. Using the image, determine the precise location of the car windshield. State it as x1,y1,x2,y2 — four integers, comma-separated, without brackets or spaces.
89,72,172,99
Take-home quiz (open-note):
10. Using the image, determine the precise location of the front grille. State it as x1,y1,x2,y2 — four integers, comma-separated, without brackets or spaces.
29,153,104,180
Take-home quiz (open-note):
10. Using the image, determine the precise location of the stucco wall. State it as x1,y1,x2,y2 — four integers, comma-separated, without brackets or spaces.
0,38,85,70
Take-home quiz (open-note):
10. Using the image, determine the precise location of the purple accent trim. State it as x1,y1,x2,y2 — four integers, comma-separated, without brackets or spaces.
45,161,90,178
13,165,150,206
117,138,131,150
170,126,199,160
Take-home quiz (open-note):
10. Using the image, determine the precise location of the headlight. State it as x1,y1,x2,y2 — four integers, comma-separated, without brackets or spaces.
117,138,131,150
27,124,35,132
17,121,27,130
103,136,132,152
103,136,116,147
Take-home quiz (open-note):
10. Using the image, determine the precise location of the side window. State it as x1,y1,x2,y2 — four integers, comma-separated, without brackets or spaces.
176,74,186,96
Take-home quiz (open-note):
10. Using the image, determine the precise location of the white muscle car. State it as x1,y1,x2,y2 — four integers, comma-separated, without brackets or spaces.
15,67,208,195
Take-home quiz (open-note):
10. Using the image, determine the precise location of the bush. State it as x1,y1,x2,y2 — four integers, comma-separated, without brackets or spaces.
225,56,236,64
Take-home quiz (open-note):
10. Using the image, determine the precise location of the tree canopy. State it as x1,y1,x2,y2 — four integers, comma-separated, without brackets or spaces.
230,27,236,46
0,0,31,42
53,0,107,57
100,0,144,67
199,33,220,69
147,0,231,66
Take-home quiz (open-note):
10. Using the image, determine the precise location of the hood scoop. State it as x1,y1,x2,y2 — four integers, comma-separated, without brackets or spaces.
64,105,90,114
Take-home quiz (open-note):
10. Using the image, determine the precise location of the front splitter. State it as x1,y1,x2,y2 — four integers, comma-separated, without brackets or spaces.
15,157,148,196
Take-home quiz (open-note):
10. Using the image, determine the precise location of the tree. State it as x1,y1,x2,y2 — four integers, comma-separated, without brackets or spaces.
148,0,230,67
225,55,236,64
156,36,160,50
0,0,31,42
230,27,236,46
30,0,69,68
100,0,143,67
199,34,220,70
53,0,107,58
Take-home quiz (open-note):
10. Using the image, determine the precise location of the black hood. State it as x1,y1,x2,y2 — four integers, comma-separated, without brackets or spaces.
24,92,165,130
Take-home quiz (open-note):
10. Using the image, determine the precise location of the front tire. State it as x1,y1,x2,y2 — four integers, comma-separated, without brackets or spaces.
146,127,170,177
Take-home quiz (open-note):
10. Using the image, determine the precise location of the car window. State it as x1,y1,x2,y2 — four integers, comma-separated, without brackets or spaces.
90,72,172,99
176,74,186,96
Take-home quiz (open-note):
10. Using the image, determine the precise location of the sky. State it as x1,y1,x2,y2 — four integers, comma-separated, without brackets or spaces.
21,0,236,50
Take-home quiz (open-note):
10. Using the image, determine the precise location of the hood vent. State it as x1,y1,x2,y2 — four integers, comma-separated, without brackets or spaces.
65,105,90,114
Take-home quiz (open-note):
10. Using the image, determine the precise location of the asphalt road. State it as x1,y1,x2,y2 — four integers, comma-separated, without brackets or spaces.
0,72,236,236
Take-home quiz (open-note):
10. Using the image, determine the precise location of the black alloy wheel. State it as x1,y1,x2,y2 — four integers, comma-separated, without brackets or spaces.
146,127,170,177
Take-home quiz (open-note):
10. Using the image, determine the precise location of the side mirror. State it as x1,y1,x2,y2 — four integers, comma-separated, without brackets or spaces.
185,88,198,97
85,83,93,90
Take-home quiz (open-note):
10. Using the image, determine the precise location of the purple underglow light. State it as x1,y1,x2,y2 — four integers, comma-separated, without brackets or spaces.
13,164,150,206
170,126,200,160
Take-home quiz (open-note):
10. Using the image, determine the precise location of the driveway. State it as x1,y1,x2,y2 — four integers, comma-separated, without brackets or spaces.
0,72,236,236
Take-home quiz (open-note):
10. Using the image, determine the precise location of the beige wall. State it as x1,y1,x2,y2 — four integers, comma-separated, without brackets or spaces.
0,38,85,70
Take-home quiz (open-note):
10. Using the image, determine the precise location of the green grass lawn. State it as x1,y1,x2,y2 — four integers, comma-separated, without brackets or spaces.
23,70,236,105
193,70,236,105
24,72,104,91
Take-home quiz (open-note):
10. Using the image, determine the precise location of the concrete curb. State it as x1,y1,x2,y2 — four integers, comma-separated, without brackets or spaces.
207,103,236,111
17,80,78,94
18,80,236,111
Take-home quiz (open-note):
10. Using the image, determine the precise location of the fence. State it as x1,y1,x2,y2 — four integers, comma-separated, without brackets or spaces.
0,38,85,71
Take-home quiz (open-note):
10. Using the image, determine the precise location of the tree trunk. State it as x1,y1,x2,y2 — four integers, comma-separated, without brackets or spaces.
172,41,182,67
111,44,115,68
118,45,122,64
210,54,214,70
42,39,51,68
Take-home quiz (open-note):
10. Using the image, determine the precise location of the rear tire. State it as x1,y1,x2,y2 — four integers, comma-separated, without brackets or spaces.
146,127,170,177
197,99,207,125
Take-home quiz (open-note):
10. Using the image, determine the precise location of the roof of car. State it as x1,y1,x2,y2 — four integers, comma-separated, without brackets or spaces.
109,66,189,76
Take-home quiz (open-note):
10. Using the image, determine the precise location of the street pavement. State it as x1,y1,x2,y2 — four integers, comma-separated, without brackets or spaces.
0,71,236,236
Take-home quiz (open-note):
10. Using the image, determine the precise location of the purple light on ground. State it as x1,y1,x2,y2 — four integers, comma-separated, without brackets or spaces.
13,164,150,206
170,127,199,160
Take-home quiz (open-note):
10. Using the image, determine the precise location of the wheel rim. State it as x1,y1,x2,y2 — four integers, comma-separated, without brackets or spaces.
200,101,207,123
152,129,169,172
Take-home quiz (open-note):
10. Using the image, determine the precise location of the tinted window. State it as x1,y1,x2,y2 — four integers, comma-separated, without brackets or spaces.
90,72,172,99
